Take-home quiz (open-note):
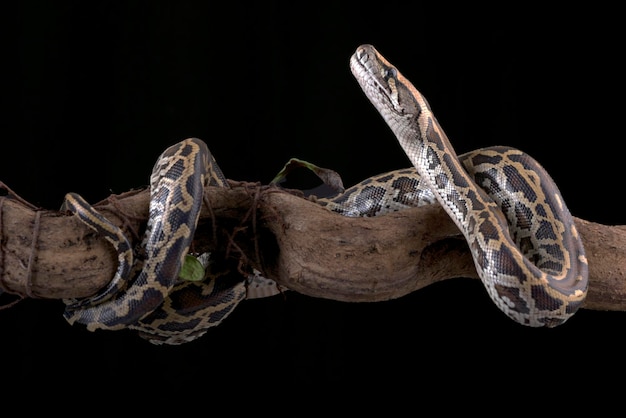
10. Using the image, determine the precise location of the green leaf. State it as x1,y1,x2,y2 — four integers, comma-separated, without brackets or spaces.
179,254,206,282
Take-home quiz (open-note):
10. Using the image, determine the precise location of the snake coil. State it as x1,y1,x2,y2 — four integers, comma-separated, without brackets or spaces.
62,45,588,345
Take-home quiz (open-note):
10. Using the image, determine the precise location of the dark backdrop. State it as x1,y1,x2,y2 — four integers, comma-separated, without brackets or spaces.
3,1,624,407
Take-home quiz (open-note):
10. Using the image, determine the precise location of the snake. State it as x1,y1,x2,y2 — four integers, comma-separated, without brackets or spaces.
348,44,588,326
61,44,588,345
62,138,247,345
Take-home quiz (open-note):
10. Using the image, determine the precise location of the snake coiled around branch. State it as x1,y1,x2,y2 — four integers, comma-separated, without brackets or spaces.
348,44,588,326
60,44,588,345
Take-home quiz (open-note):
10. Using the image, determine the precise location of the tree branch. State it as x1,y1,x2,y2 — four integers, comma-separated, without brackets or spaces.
1,181,624,312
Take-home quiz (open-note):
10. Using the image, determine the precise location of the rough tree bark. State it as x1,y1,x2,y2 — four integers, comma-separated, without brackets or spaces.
0,181,625,312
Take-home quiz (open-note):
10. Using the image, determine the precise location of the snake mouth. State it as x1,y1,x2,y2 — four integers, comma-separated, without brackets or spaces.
351,44,376,73
351,45,387,93
350,44,403,115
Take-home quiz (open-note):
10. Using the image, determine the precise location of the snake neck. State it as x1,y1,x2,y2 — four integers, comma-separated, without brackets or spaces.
350,44,488,234
350,44,530,269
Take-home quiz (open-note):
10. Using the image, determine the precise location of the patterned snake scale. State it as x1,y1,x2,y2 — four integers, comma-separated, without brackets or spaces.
63,139,247,344
349,44,588,327
61,45,588,345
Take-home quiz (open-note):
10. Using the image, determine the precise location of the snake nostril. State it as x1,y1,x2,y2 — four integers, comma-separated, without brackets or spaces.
356,47,368,62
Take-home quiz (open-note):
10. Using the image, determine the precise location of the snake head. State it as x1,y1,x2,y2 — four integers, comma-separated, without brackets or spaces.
350,44,430,135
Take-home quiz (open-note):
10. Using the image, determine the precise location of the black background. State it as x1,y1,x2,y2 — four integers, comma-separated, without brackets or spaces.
2,1,625,408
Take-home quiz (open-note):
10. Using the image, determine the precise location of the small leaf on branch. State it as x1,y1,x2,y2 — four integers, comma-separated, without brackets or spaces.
179,254,205,282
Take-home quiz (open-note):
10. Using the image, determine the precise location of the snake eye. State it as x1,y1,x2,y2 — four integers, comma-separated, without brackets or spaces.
384,67,397,80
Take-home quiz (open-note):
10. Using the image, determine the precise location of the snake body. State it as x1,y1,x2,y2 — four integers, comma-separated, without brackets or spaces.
61,192,134,310
63,138,246,344
62,45,588,345
349,44,588,326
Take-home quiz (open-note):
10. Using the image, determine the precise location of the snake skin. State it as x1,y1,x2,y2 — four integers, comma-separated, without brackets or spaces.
61,45,589,345
349,44,588,326
63,138,246,344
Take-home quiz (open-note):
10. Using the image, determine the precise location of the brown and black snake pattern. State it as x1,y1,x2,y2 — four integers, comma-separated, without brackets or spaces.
63,139,246,344
349,44,588,326
60,45,589,345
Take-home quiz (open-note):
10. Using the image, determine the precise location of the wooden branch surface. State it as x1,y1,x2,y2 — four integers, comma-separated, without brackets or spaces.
1,183,625,312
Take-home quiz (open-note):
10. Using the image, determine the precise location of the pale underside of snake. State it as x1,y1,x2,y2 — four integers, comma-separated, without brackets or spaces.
61,44,588,345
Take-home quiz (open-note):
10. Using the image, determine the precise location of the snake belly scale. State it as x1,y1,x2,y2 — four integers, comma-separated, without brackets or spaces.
61,45,588,345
